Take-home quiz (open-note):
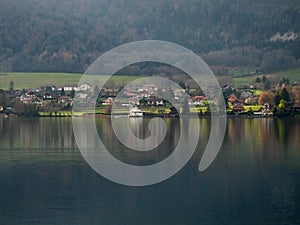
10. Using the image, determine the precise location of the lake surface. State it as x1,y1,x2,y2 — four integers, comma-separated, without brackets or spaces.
0,117,300,225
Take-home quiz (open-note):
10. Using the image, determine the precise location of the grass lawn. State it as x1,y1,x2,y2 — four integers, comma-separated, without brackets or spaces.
233,76,256,88
190,106,208,113
243,105,262,112
140,106,171,114
39,111,74,117
252,89,262,96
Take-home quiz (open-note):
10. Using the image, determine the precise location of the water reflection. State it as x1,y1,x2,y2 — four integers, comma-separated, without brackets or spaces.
226,118,300,153
97,117,180,165
0,118,76,150
0,117,300,225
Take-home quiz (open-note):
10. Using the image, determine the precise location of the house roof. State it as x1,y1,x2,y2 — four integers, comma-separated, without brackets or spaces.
192,96,207,101
233,104,245,111
58,95,72,100
26,91,35,95
293,102,300,108
228,94,238,102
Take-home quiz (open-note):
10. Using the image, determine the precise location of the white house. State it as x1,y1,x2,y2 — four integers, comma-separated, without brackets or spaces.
63,85,78,91
20,95,44,106
78,83,92,92
58,96,73,104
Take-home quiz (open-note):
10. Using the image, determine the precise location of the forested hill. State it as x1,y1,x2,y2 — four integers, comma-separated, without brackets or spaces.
0,0,300,73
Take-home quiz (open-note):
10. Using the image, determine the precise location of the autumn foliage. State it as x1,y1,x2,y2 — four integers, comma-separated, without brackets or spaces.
258,92,273,105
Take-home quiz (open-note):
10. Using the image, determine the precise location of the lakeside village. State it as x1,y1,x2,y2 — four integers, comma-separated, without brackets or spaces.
0,76,300,118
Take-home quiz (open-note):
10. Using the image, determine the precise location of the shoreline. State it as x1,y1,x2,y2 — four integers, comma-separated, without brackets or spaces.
1,111,299,119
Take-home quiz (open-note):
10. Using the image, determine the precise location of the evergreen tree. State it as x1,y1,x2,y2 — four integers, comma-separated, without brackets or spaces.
274,93,281,105
280,88,290,102
61,88,65,96
286,78,290,86
179,81,186,89
255,77,261,83
9,80,14,92
70,89,75,98
263,80,271,90
45,86,52,93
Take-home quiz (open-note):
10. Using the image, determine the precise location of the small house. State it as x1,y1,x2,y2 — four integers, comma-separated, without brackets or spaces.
232,103,245,114
63,85,77,91
102,97,114,105
43,92,54,100
58,96,73,104
293,102,300,112
26,91,36,97
78,83,92,92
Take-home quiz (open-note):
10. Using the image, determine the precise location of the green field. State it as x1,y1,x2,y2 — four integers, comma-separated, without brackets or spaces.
1,67,299,90
0,72,141,89
272,68,300,82
0,72,82,89
232,67,300,88
233,76,256,88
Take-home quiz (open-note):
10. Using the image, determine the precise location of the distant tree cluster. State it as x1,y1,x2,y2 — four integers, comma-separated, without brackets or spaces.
254,75,271,90
257,84,300,115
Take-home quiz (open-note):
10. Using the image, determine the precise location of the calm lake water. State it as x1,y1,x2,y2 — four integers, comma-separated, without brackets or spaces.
0,117,300,225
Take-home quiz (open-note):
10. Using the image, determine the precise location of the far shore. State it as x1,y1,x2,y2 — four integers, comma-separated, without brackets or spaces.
1,110,299,119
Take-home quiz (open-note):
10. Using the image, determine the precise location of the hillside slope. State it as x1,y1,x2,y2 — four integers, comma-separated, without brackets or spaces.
0,0,299,73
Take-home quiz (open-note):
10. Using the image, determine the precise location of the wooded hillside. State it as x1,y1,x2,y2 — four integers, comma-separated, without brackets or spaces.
0,0,299,73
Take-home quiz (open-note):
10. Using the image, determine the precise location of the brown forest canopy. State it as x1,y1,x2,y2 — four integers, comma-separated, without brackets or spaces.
0,0,299,73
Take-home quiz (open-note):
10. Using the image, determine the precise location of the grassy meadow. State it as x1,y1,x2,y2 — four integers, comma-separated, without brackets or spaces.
232,67,300,88
0,67,299,90
272,68,300,82
0,72,82,89
0,72,141,89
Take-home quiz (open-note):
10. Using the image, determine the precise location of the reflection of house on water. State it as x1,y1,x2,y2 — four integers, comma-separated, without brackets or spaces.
129,116,145,139
127,116,181,152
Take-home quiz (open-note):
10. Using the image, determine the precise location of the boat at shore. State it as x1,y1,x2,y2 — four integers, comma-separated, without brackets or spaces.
128,106,143,117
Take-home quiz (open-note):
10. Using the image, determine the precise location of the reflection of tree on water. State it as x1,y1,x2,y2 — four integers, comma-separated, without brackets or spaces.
164,118,180,154
0,118,75,149
274,119,291,150
226,118,299,156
